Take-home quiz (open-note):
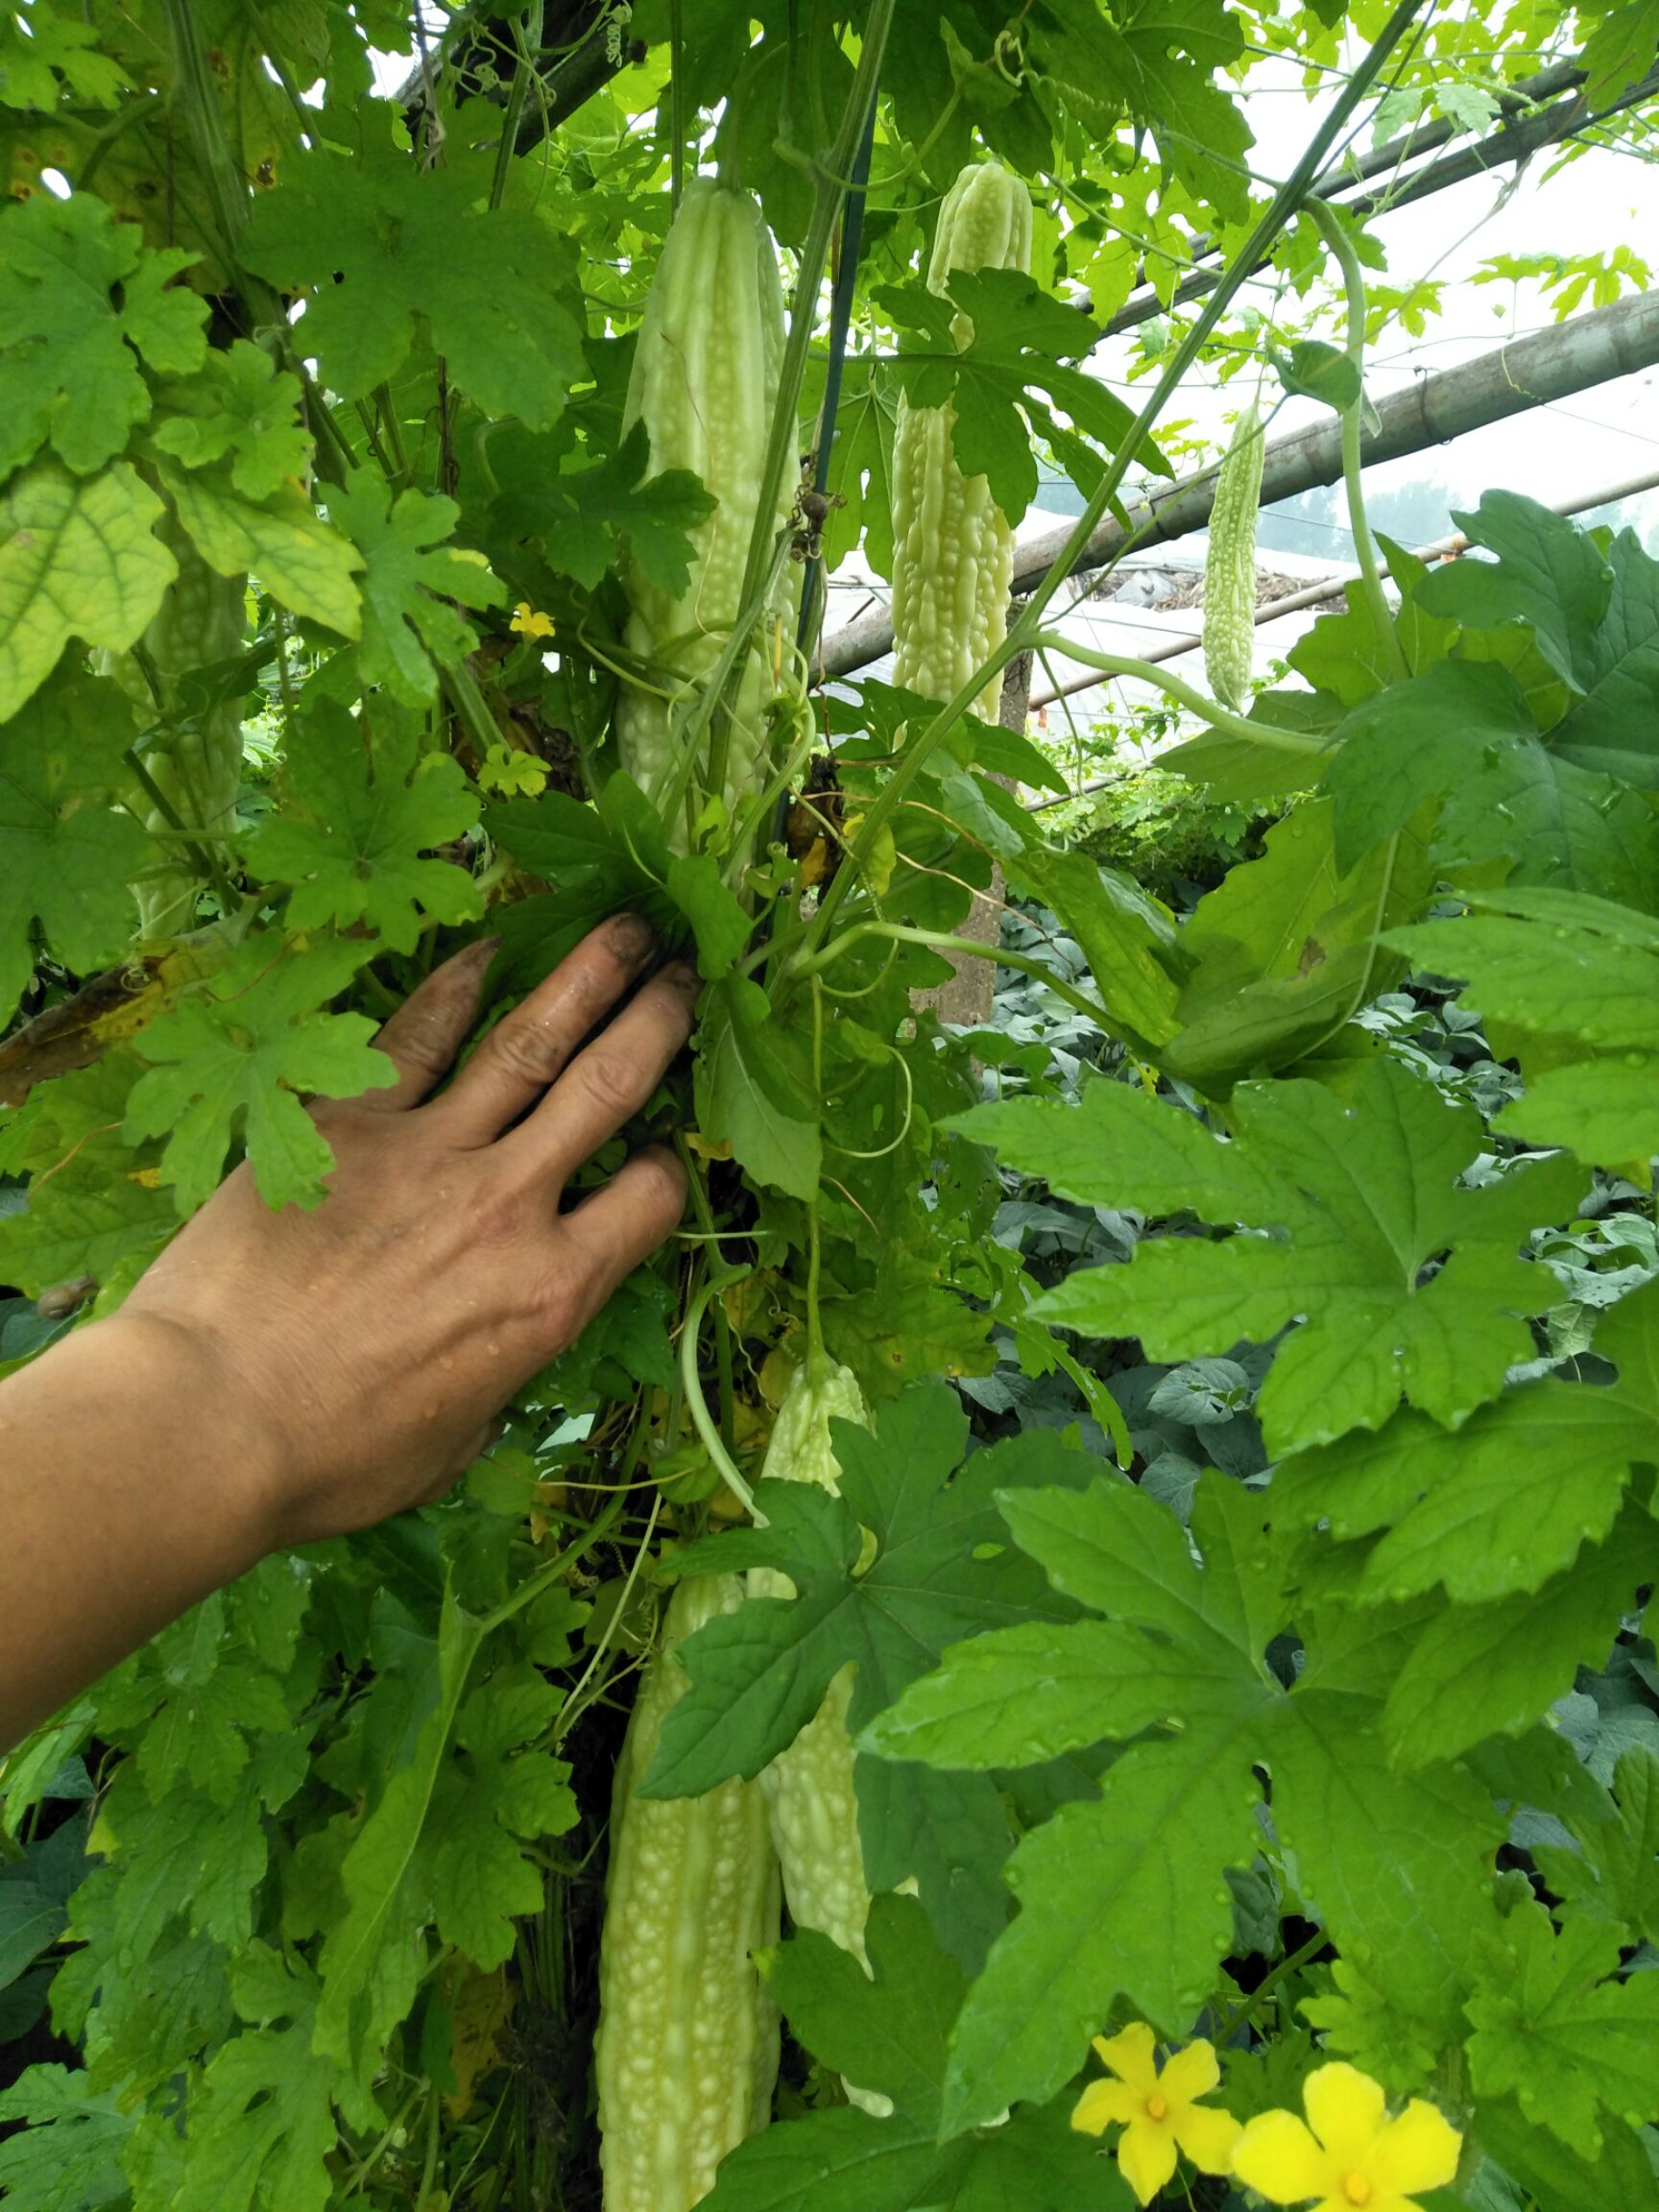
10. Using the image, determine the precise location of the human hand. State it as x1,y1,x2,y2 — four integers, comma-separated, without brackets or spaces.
118,914,694,1548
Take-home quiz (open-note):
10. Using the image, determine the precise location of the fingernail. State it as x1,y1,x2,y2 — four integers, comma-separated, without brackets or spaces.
608,911,658,964
663,959,702,1001
460,934,501,971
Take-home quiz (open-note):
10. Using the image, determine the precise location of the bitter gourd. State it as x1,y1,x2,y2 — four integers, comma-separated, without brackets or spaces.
595,1573,781,2212
104,511,245,938
1202,401,1264,711
890,158,1032,724
753,1358,872,1960
615,178,799,832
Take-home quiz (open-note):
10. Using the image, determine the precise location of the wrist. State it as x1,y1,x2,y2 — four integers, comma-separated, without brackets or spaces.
65,1310,292,1570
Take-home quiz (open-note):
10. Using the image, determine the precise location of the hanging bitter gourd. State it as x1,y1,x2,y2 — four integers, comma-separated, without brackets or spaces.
104,511,246,938
752,1355,872,1971
890,158,1032,724
615,178,800,832
1202,401,1264,711
595,1573,781,2212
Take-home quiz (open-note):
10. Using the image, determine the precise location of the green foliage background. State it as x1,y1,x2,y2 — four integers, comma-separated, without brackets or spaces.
2,3,1659,2209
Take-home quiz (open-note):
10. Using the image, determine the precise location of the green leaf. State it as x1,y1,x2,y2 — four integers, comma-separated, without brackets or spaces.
0,2066,129,2212
704,1896,1128,2212
1412,491,1614,697
486,421,714,593
1580,0,1659,105
955,1055,1585,1455
1474,2094,1659,2212
1432,730,1659,907
245,700,481,953
1270,1692,1506,2034
0,190,205,477
1269,1375,1655,1604
1320,659,1538,872
0,1053,173,1298
315,1587,487,2063
941,1725,1262,2128
768,1894,966,2127
150,339,313,500
1027,0,1252,224
171,1946,378,2212
1535,1747,1659,1945
866,1472,1280,1769
239,133,585,426
159,462,362,636
1387,896,1659,1162
823,358,897,579
1159,799,1431,1094
1382,1509,1659,1767
0,456,176,720
875,268,1161,523
0,663,151,1021
124,931,395,1212
325,471,503,704
694,974,822,1200
643,1394,1070,1793
1549,527,1659,789
1466,1903,1659,2154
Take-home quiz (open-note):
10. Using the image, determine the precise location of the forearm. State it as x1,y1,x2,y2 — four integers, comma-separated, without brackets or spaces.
0,1314,277,1751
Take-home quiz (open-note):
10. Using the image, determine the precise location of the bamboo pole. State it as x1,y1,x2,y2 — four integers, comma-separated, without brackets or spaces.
817,287,1659,685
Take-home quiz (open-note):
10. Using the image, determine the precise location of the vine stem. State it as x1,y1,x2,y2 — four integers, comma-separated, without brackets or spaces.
791,923,1117,1032
680,1266,759,1517
1304,199,1410,684
1214,1928,1330,2047
805,0,1431,956
1024,634,1324,756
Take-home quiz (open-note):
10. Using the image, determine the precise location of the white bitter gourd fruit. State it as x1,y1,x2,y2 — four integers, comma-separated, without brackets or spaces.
751,1356,893,2114
615,178,800,833
595,1573,781,2211
890,158,1032,725
1202,400,1264,711
104,512,245,938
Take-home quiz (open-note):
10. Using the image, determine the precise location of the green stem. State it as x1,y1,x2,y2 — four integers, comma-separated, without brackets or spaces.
676,1139,738,1453
490,12,534,209
669,0,685,208
680,1265,757,1517
124,747,237,910
791,923,1115,1033
1304,199,1409,683
441,656,505,759
1214,1929,1330,2047
1026,634,1324,756
806,0,1431,953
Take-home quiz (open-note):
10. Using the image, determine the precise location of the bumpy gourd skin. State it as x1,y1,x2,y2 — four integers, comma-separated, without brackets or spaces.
1203,401,1264,711
105,515,245,937
616,179,799,833
890,159,1032,726
595,1574,781,2212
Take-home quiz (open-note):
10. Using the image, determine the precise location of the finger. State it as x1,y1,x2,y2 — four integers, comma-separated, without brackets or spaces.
432,912,658,1146
362,937,499,1111
560,1146,690,1326
505,962,699,1185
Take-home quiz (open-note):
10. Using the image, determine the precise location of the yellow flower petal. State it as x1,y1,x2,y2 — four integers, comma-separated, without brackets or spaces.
1234,2108,1339,2204
1071,2079,1139,2136
1368,2102,1462,2197
1175,2101,1242,2176
1093,2021,1159,2096
1305,2063,1388,2169
1160,2038,1221,2105
1118,2116,1179,2206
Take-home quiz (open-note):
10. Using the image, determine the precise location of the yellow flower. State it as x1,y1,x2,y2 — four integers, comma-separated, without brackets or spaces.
511,600,555,640
1232,2061,1461,2212
1071,2022,1241,2206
